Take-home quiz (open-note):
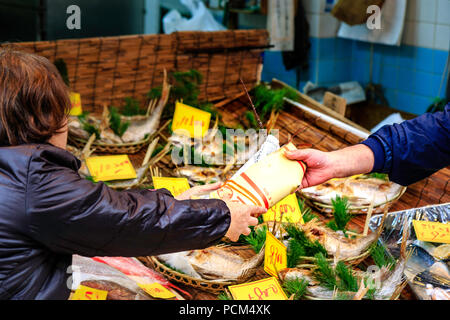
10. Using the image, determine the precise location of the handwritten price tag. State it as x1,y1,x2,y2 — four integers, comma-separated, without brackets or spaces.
152,177,191,197
264,231,287,278
228,277,287,300
71,285,108,300
263,193,305,224
171,102,211,138
412,220,450,244
138,283,176,299
86,155,137,182
69,92,83,116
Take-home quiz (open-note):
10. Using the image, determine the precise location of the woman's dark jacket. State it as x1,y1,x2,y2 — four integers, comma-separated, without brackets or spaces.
0,144,230,299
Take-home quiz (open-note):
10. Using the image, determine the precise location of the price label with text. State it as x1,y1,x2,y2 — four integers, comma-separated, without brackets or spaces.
152,177,191,197
69,92,83,116
71,285,108,300
264,231,287,278
138,283,176,299
171,102,211,138
228,277,287,300
86,155,137,182
412,220,450,244
263,193,304,224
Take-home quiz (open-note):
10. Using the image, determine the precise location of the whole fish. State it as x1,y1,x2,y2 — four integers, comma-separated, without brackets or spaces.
121,70,171,143
157,245,265,282
174,165,222,184
301,177,404,212
301,220,379,259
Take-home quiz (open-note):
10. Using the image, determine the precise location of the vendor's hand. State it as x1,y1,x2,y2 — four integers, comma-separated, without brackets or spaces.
175,182,222,200
285,148,336,189
223,200,266,242
285,144,375,189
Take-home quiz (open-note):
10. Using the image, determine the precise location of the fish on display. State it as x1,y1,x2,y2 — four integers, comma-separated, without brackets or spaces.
404,240,450,299
157,245,265,282
174,165,223,184
301,220,380,259
121,70,171,143
301,176,405,213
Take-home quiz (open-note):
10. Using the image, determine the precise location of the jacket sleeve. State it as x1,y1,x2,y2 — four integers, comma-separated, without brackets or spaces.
361,104,450,186
25,148,231,257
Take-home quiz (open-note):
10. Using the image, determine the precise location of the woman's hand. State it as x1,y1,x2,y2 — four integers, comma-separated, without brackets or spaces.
175,182,222,200
223,200,266,242
285,144,375,189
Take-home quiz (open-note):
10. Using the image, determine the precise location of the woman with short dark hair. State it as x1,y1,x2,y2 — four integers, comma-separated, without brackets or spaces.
0,49,265,300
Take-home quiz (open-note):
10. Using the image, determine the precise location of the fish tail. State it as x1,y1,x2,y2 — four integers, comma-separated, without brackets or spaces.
400,217,410,260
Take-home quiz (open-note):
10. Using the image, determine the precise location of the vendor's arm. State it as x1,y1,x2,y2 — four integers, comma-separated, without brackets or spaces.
360,105,450,185
26,146,233,257
286,105,450,187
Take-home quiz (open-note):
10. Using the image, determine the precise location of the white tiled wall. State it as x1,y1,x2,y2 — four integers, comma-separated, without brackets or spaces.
303,0,340,38
302,0,449,51
402,0,450,50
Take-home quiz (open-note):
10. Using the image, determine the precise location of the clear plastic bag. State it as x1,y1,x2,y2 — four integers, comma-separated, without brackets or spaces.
163,0,226,34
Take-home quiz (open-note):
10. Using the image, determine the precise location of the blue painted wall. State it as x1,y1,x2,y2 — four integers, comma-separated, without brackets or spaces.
262,38,449,115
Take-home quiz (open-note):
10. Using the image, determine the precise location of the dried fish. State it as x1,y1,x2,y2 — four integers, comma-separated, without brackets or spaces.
121,70,171,143
157,245,265,282
301,220,379,259
174,165,222,184
301,176,404,211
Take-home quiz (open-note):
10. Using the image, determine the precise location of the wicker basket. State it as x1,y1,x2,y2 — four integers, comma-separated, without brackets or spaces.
68,135,151,154
302,186,407,216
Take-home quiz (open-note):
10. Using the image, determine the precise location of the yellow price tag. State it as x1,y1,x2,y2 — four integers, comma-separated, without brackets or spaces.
138,283,176,299
412,220,450,244
264,231,287,278
69,92,82,116
152,177,190,197
86,155,137,182
171,102,211,138
71,285,108,300
263,193,305,224
228,277,287,300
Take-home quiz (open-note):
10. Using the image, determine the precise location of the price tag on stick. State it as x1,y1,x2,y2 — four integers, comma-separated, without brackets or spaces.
263,193,305,224
228,277,287,300
171,102,211,138
71,285,108,300
264,231,287,278
412,220,450,244
152,177,191,197
69,92,83,116
86,155,137,182
138,283,176,299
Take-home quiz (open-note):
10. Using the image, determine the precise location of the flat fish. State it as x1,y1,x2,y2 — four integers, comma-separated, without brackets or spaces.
158,245,265,282
301,220,378,259
121,70,171,143
187,246,265,281
301,177,404,209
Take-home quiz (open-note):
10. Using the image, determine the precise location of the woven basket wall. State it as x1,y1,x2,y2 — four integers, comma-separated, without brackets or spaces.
1,30,269,113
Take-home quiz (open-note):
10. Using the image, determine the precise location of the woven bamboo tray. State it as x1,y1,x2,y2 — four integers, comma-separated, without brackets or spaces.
302,186,408,215
68,134,151,154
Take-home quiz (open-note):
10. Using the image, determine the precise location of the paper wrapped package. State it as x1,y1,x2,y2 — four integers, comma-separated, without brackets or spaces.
211,142,306,209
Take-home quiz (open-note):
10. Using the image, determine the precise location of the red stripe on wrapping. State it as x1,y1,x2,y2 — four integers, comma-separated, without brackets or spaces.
240,172,269,209
297,161,306,173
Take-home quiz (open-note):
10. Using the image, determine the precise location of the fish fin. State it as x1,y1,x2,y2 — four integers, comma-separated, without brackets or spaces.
400,217,411,260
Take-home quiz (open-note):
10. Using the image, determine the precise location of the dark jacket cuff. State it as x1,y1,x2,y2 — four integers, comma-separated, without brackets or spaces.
360,136,386,173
